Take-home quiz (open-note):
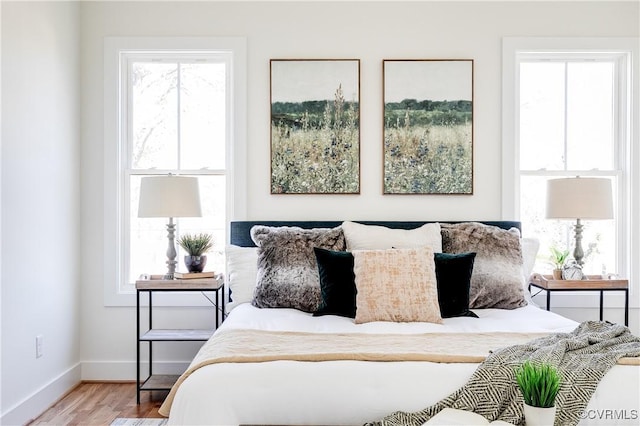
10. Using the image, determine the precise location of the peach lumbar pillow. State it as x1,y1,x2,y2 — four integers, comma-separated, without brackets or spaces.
352,247,442,324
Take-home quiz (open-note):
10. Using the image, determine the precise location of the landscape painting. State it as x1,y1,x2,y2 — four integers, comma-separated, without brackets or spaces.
383,59,473,194
270,59,360,194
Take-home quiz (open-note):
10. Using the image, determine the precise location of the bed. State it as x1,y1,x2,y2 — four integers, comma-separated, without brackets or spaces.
161,221,640,426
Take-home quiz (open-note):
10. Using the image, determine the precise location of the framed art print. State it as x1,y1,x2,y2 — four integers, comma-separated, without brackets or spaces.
383,59,473,194
270,59,360,194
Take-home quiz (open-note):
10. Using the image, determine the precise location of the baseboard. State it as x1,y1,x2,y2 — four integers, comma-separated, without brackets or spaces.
0,363,81,426
1,361,190,424
81,360,190,381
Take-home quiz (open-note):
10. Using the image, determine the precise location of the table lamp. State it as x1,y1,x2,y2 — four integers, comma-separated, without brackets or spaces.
138,175,202,279
545,177,613,267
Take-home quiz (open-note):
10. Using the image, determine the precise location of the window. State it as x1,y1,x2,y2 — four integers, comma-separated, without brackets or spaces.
503,38,638,298
125,54,227,283
519,54,625,275
104,37,247,305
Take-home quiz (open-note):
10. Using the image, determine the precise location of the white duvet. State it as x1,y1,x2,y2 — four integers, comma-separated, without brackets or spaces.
167,304,640,425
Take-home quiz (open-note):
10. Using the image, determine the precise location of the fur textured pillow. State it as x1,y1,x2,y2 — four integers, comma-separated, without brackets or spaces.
250,225,346,312
441,222,527,309
353,247,443,324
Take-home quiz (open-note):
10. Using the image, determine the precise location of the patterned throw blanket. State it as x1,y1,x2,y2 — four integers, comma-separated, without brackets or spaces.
367,321,640,426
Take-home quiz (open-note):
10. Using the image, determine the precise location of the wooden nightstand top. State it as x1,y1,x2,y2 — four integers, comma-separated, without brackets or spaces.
530,273,628,290
135,276,223,291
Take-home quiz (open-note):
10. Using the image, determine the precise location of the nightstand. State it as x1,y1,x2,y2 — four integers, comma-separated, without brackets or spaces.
135,276,224,404
529,273,629,326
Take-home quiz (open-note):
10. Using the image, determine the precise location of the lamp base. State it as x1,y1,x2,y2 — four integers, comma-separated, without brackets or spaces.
165,218,177,279
573,218,584,266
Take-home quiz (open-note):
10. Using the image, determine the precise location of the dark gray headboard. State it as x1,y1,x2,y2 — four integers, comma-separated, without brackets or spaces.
230,220,521,247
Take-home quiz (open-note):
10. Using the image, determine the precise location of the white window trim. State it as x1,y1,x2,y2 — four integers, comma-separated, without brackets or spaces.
103,37,247,307
502,37,640,309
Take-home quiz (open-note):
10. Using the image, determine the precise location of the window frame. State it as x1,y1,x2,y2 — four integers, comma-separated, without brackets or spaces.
502,37,639,309
103,37,247,306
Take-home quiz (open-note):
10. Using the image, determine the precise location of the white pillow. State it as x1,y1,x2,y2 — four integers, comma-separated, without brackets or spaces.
225,245,258,312
341,221,442,252
521,237,540,305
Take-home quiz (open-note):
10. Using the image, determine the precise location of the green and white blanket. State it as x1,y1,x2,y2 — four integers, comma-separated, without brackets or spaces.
367,321,640,426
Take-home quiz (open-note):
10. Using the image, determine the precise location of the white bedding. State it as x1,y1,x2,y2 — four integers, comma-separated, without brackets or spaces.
167,304,640,425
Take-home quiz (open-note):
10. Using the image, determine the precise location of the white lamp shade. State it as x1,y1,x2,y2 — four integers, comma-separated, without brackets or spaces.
546,177,613,220
138,175,202,218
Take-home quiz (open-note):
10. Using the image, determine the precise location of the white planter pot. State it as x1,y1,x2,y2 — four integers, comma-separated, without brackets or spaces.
523,403,556,426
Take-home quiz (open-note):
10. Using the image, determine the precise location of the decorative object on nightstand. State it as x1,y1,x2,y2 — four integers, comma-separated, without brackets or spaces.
549,247,569,280
174,271,216,279
546,177,613,267
561,260,584,281
177,232,214,273
138,175,202,279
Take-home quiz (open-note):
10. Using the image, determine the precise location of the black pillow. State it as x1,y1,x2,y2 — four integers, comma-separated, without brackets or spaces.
434,252,478,318
313,247,357,318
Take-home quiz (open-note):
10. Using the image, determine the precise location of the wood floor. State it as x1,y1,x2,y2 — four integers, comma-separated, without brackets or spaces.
28,382,167,425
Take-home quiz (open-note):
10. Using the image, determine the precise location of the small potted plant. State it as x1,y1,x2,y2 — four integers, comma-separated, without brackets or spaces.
549,247,569,280
516,360,561,426
178,232,214,273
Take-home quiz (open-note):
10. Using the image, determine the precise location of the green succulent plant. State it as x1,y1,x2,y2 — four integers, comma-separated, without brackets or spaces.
178,233,214,256
549,247,570,269
516,361,561,408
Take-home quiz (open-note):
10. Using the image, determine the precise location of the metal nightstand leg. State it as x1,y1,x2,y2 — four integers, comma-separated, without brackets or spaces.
599,290,604,321
625,289,629,327
136,290,140,404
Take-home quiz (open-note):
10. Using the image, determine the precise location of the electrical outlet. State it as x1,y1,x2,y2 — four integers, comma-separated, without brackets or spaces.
36,335,44,358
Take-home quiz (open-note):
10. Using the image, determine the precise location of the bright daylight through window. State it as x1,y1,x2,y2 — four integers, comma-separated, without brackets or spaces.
517,53,629,277
124,53,228,285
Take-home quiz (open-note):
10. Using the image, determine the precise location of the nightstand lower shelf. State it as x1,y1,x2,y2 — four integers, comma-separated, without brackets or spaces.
140,329,214,341
140,374,180,391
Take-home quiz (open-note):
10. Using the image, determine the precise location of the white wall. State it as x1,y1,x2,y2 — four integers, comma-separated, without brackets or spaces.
0,0,637,422
1,1,81,424
78,0,640,381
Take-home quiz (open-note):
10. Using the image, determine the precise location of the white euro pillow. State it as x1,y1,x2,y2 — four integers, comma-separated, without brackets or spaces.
225,245,258,313
521,237,540,305
341,221,442,252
